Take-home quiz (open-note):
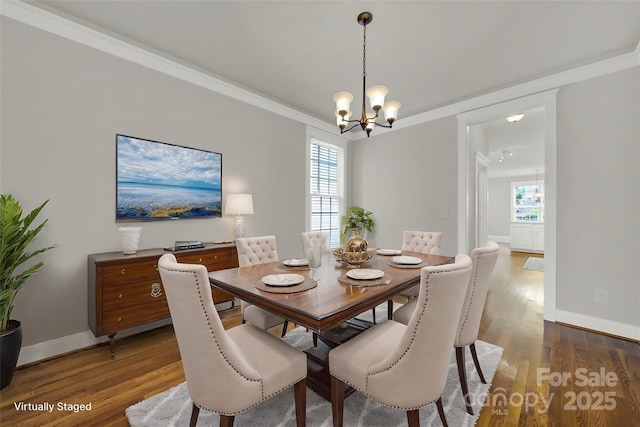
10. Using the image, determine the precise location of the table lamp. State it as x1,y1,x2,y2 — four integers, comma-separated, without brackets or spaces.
225,194,254,240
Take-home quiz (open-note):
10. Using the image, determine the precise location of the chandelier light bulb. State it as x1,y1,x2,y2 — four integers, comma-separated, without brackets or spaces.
382,101,401,123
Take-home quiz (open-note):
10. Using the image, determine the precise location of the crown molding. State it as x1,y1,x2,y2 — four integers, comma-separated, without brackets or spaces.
2,0,638,143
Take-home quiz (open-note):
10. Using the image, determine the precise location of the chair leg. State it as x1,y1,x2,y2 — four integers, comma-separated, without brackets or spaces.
281,320,289,337
456,346,473,415
407,409,420,427
313,332,318,347
330,375,345,427
219,414,235,427
387,299,393,320
294,378,307,427
189,403,200,427
435,397,448,427
372,307,377,323
470,342,487,384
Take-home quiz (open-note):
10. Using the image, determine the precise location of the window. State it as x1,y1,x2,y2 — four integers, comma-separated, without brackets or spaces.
512,180,544,222
309,137,344,249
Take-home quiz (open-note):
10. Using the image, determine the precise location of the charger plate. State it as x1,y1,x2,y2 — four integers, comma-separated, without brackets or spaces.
255,277,317,294
338,273,392,287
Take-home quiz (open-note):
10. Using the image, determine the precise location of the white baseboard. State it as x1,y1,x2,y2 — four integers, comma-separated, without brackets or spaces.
556,310,640,341
488,235,510,244
17,318,172,367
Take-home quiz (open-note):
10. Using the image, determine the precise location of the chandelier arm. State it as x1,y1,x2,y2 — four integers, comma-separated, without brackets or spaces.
341,122,364,134
372,121,393,128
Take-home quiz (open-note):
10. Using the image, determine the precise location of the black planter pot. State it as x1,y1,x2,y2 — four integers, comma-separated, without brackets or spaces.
0,320,22,390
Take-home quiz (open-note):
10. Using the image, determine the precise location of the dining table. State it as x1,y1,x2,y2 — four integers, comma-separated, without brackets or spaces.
208,249,454,400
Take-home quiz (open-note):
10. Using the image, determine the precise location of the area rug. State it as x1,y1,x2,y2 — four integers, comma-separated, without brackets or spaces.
523,257,544,272
126,304,503,427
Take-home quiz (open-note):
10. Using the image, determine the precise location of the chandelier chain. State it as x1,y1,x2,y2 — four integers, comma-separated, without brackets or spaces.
362,23,367,78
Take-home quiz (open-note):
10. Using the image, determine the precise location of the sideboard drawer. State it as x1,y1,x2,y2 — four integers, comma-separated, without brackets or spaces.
101,262,160,285
177,250,232,268
102,302,170,333
102,279,166,311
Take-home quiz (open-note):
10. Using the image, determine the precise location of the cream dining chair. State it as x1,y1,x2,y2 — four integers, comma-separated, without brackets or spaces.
329,255,473,427
394,240,499,415
386,230,444,319
235,235,289,337
157,254,307,427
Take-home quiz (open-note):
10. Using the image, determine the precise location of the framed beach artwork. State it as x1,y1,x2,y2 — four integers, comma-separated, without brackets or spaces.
116,134,222,221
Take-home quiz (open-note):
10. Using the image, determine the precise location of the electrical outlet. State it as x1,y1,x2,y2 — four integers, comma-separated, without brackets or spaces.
595,289,608,304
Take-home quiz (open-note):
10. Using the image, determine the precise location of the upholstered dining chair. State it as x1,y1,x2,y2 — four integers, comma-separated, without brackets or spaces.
329,255,473,427
157,254,307,427
394,241,499,415
386,230,444,319
301,230,329,251
235,235,289,337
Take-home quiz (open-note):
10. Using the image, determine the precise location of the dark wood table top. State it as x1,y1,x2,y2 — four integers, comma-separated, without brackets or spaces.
209,250,454,333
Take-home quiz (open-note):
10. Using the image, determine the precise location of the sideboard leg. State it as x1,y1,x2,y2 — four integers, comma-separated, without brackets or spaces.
108,333,116,359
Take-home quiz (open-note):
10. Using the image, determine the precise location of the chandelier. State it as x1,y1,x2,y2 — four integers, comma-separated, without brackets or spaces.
333,12,400,137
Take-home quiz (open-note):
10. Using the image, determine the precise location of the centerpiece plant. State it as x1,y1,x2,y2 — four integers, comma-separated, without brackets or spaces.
341,206,375,243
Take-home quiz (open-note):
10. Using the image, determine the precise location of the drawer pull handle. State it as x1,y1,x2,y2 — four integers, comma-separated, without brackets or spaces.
154,264,158,271
151,283,163,298
198,257,203,263
120,269,126,275
118,293,123,299
117,317,122,322
214,255,218,259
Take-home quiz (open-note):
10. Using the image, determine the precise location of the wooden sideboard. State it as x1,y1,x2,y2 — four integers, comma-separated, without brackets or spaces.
88,243,238,358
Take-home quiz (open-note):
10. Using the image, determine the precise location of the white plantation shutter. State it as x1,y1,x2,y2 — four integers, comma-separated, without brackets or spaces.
310,138,344,249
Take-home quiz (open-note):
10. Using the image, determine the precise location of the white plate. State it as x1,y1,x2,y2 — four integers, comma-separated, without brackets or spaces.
261,274,305,287
377,249,402,256
391,256,423,265
346,269,385,280
282,258,309,267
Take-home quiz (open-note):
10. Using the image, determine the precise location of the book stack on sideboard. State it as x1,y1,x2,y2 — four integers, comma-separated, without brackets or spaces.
88,243,238,358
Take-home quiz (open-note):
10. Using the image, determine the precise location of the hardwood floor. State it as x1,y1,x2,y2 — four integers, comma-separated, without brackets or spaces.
1,245,638,426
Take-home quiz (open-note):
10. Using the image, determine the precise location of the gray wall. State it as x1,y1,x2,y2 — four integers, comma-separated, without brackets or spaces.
556,68,640,326
1,19,308,346
350,117,459,256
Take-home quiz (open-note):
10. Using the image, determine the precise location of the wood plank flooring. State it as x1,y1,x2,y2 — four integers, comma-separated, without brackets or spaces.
1,245,638,426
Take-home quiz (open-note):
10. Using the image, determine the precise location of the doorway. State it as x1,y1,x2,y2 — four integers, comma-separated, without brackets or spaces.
456,89,558,322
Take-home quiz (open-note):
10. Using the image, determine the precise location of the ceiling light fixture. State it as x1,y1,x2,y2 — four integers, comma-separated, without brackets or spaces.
506,113,525,123
333,12,400,137
498,150,513,162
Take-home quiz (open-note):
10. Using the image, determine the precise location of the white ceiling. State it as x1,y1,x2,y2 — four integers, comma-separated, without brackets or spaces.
23,1,640,177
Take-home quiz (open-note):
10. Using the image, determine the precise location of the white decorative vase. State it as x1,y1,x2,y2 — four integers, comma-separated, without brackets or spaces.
118,226,141,254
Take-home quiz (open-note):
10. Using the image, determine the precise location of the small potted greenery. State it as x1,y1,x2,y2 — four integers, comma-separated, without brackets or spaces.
341,206,375,243
0,194,54,389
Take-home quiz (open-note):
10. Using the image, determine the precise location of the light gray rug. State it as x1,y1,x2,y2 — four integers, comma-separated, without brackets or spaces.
126,304,503,427
523,257,544,272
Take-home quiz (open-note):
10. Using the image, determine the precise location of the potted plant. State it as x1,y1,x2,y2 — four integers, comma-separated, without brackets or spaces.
341,206,375,243
0,194,54,390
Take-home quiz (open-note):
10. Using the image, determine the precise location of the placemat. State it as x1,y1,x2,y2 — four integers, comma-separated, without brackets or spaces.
255,277,317,294
388,261,425,269
275,261,311,271
338,273,392,287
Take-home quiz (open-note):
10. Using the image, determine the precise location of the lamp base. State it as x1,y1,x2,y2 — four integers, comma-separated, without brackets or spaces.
233,216,245,240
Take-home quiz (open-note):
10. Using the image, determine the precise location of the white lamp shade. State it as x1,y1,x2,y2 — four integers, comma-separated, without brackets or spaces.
333,92,354,114
224,194,254,215
366,85,388,110
383,101,401,122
